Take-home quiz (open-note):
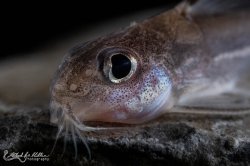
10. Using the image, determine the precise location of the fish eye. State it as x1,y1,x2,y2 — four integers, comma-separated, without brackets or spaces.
111,54,131,79
108,53,137,83
98,47,137,83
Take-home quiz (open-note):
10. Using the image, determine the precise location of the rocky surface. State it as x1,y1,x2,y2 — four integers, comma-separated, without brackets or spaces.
0,106,250,166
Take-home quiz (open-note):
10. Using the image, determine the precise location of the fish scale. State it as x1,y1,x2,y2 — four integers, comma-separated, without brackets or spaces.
50,0,250,125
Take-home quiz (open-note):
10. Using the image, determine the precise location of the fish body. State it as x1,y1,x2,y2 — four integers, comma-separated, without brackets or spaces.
50,0,250,124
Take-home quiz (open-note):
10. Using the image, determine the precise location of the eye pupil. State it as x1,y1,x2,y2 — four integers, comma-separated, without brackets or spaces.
111,54,131,79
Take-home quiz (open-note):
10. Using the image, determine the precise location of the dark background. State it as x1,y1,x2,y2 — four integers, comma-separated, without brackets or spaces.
1,1,180,59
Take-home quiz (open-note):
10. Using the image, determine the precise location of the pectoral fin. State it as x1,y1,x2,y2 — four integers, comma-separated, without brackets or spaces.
177,76,250,111
178,92,250,110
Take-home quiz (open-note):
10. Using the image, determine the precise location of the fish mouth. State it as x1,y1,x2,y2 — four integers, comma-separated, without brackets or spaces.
50,80,174,124
70,95,174,124
50,91,174,124
70,103,134,123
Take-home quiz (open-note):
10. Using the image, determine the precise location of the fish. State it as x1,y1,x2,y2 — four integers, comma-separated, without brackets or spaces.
50,0,250,128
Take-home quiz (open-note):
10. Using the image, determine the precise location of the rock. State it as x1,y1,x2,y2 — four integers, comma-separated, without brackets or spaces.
0,107,250,166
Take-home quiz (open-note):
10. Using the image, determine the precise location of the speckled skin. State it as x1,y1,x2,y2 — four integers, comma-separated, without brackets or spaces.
50,1,250,124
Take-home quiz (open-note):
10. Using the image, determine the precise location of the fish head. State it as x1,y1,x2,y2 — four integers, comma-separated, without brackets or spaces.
50,19,177,124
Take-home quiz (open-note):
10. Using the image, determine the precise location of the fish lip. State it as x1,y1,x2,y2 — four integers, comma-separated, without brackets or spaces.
70,103,129,123
49,99,172,124
69,101,150,124
70,103,163,124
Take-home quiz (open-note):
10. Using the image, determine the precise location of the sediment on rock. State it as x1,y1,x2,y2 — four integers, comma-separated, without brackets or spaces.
0,107,249,166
